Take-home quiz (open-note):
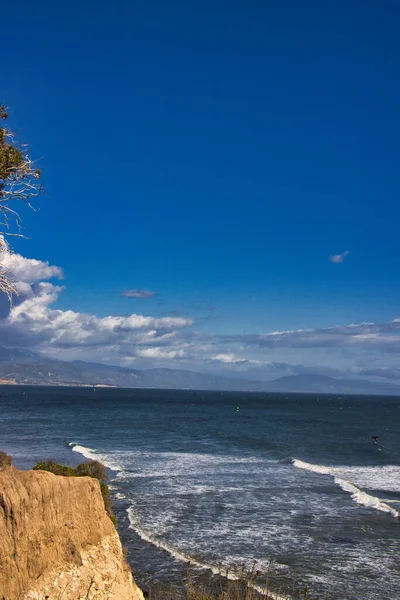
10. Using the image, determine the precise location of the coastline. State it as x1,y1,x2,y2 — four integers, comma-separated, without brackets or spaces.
71,443,292,600
0,381,120,387
112,495,290,600
2,387,400,599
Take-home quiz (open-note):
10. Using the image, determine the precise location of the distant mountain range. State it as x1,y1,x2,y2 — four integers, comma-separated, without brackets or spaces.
0,346,399,395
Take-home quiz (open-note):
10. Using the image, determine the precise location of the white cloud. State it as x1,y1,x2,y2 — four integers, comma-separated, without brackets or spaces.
0,252,63,283
112,314,191,331
6,296,192,347
218,319,400,353
2,248,400,382
211,353,247,364
210,353,263,365
330,250,350,264
136,347,186,360
0,249,193,352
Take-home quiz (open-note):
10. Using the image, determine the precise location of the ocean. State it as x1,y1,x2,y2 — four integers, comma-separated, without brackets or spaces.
1,386,400,599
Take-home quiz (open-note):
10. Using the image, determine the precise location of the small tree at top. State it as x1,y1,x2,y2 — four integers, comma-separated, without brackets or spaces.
0,105,42,300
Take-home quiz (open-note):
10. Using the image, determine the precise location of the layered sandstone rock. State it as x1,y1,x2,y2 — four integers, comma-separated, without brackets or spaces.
0,453,143,600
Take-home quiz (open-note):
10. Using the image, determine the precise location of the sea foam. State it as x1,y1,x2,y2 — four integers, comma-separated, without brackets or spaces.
68,442,124,471
126,506,289,600
292,459,400,518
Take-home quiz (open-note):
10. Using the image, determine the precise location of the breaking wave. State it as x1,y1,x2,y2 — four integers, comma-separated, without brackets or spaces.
292,459,400,518
68,442,123,471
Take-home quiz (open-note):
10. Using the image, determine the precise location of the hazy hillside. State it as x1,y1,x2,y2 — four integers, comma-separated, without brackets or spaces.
0,347,399,395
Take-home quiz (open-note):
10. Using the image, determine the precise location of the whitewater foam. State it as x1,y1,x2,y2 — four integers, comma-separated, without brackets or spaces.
293,459,400,518
126,505,289,600
68,442,124,471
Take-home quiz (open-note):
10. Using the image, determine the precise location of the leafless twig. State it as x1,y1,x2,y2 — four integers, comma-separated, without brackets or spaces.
0,104,42,301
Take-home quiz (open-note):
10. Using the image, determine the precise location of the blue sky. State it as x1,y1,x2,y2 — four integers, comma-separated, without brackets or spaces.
1,0,400,380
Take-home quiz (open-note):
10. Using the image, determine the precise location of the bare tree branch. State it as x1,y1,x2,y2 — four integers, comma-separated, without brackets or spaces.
0,237,16,304
0,104,42,301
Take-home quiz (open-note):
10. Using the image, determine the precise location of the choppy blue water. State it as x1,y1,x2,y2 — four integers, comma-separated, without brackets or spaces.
1,386,400,599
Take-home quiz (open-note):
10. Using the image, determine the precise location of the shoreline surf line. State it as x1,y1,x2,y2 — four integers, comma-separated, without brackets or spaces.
69,442,290,599
292,459,400,518
127,505,290,600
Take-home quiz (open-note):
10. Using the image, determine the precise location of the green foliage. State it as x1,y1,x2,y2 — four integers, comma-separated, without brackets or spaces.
0,104,44,301
99,480,116,524
0,104,42,231
0,105,28,189
33,460,76,477
33,459,116,524
75,460,108,481
0,132,24,182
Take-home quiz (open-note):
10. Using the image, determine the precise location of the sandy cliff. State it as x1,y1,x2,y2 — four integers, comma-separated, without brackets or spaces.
0,452,144,600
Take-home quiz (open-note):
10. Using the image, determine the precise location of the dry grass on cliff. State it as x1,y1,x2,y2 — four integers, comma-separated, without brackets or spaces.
142,562,314,600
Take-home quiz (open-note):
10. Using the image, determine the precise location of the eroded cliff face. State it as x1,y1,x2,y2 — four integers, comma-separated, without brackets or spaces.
0,453,144,600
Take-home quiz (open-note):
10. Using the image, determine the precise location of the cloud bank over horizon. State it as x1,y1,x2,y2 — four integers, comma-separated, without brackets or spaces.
1,247,400,384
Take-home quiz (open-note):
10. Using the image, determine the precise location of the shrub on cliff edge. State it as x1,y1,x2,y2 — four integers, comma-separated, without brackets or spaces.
33,460,76,477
